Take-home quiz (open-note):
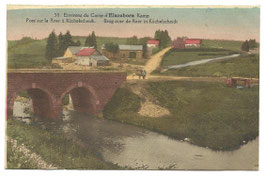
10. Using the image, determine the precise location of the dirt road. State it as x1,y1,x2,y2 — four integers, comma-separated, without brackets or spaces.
127,47,171,80
144,47,171,75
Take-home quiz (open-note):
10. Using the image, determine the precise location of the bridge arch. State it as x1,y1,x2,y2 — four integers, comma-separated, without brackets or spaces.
8,86,56,119
60,83,100,115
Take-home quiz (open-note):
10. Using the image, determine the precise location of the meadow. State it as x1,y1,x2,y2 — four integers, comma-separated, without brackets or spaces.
153,39,259,78
103,80,259,150
157,54,259,78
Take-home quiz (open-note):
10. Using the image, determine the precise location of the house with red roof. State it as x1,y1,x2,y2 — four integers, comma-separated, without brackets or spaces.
53,46,110,67
147,40,160,48
75,47,109,67
185,39,202,48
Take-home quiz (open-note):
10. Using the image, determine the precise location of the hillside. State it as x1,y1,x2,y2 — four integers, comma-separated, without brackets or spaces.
7,36,128,69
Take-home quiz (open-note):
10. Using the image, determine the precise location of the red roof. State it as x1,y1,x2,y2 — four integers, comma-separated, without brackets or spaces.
76,48,96,56
147,40,160,45
185,39,202,45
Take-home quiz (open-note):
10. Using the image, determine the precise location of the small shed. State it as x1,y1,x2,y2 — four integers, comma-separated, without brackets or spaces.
90,55,110,67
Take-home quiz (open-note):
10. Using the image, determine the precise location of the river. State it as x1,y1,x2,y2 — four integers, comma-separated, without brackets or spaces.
12,101,258,170
166,54,240,69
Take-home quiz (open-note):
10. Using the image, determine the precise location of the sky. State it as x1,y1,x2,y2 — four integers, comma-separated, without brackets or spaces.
7,6,260,41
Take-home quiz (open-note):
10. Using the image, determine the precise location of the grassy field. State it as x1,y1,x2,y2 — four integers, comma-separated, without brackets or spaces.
153,39,259,78
160,39,243,67
103,81,259,150
161,48,234,66
156,54,259,78
6,119,119,169
201,39,243,52
7,36,127,69
8,38,49,69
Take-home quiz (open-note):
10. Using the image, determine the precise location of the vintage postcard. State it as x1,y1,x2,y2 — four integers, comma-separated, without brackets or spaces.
6,5,259,170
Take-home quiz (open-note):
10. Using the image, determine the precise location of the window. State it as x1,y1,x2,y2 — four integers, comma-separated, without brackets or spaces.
129,52,136,58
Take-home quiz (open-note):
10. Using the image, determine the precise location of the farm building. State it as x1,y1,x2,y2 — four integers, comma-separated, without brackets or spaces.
185,39,202,47
147,40,160,48
119,45,143,59
75,48,109,66
90,55,110,67
64,46,84,58
101,44,143,59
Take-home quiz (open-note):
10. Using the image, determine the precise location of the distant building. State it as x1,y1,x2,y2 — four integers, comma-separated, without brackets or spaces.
185,39,202,47
101,44,143,59
52,46,110,67
147,40,160,48
90,55,110,67
75,48,109,67
119,45,143,59
64,46,84,58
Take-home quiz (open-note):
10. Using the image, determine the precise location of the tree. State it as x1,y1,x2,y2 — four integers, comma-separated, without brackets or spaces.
45,30,58,61
126,36,138,45
91,31,97,48
57,30,81,56
104,42,119,58
85,31,97,48
58,32,65,56
173,37,185,49
154,29,171,49
64,30,73,47
75,40,81,46
248,39,257,49
241,40,249,52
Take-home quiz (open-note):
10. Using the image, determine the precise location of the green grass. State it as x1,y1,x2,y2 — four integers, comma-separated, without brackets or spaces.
153,39,254,77
157,54,259,78
103,81,259,150
161,48,233,66
6,119,119,169
7,141,39,169
201,39,243,52
8,39,49,69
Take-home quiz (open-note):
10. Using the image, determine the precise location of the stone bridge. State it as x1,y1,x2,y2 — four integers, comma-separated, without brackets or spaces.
7,70,126,120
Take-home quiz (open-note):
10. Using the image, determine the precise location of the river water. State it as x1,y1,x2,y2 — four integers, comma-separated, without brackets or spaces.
12,101,258,170
166,54,240,69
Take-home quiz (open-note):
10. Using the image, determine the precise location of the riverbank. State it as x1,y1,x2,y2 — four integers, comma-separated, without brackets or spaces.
6,119,120,169
103,80,259,151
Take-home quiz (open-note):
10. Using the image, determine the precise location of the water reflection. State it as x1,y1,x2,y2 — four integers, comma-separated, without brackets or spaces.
12,101,258,170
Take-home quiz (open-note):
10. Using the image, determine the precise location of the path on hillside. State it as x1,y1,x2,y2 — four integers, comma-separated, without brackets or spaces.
144,47,172,75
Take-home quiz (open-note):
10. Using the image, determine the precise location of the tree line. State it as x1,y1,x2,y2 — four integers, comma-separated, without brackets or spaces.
241,39,258,52
45,30,97,61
